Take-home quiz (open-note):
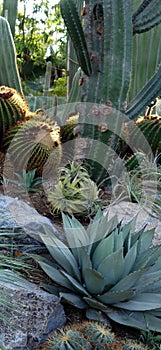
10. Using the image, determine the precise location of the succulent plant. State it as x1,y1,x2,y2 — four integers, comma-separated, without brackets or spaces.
33,211,161,333
80,321,115,350
43,328,92,350
122,339,148,350
3,113,62,176
0,17,23,93
60,0,161,183
40,320,150,350
47,161,99,215
0,85,31,142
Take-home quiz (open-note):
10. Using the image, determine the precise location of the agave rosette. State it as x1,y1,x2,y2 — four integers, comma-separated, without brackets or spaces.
33,212,161,332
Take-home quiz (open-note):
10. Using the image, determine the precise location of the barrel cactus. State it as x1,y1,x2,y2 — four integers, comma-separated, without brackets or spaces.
43,329,92,350
0,85,30,142
3,114,62,176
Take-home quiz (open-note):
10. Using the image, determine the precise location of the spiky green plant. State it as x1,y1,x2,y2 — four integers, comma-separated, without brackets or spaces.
122,340,148,350
47,161,99,215
43,329,92,350
33,212,161,333
80,321,115,350
0,85,31,141
3,114,62,176
39,319,150,350
60,0,161,183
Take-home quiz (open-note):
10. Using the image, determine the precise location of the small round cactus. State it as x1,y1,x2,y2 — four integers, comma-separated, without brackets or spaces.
43,329,92,350
80,321,115,350
122,339,149,350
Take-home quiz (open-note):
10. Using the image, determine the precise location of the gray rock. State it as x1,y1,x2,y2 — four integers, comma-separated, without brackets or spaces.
0,272,66,350
104,201,161,246
0,194,64,253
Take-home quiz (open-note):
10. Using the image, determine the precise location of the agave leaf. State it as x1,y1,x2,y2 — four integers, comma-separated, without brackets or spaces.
60,292,87,309
137,228,155,254
34,256,76,291
83,268,105,295
86,308,111,324
108,309,161,332
97,290,135,304
61,270,89,296
62,214,90,248
109,267,150,292
92,234,115,269
75,246,92,277
133,245,161,270
40,232,81,281
83,297,107,311
87,215,119,250
122,241,138,277
149,255,161,272
115,293,161,311
135,270,161,293
97,248,124,285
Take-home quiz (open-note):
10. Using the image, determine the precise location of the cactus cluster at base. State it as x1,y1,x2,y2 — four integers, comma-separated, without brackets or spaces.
41,321,149,350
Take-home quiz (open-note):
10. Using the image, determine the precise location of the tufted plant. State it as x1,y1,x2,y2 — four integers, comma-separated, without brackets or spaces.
60,0,161,183
33,212,161,333
47,161,99,215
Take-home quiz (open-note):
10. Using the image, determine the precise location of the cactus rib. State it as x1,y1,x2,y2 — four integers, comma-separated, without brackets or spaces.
102,0,132,110
60,0,92,76
0,17,23,94
126,65,161,119
133,0,161,34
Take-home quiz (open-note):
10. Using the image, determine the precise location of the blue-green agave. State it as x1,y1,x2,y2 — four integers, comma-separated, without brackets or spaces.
33,212,161,332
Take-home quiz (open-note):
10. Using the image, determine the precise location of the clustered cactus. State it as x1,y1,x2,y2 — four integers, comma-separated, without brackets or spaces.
42,321,149,350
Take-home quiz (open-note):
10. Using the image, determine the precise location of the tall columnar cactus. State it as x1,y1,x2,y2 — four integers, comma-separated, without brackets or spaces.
2,0,18,37
60,0,161,183
0,16,23,94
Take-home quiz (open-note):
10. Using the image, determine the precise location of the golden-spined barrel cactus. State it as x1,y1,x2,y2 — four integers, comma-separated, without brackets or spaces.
0,85,31,141
3,114,62,176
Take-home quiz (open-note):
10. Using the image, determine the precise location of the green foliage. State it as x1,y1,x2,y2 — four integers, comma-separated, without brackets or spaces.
48,161,99,215
4,168,45,193
33,212,161,332
15,1,67,79
54,77,67,97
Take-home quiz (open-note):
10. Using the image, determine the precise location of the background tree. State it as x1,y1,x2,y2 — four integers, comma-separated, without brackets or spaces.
15,0,67,81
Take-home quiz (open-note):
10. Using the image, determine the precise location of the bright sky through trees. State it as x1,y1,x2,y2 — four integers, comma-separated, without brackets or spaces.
18,0,60,14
